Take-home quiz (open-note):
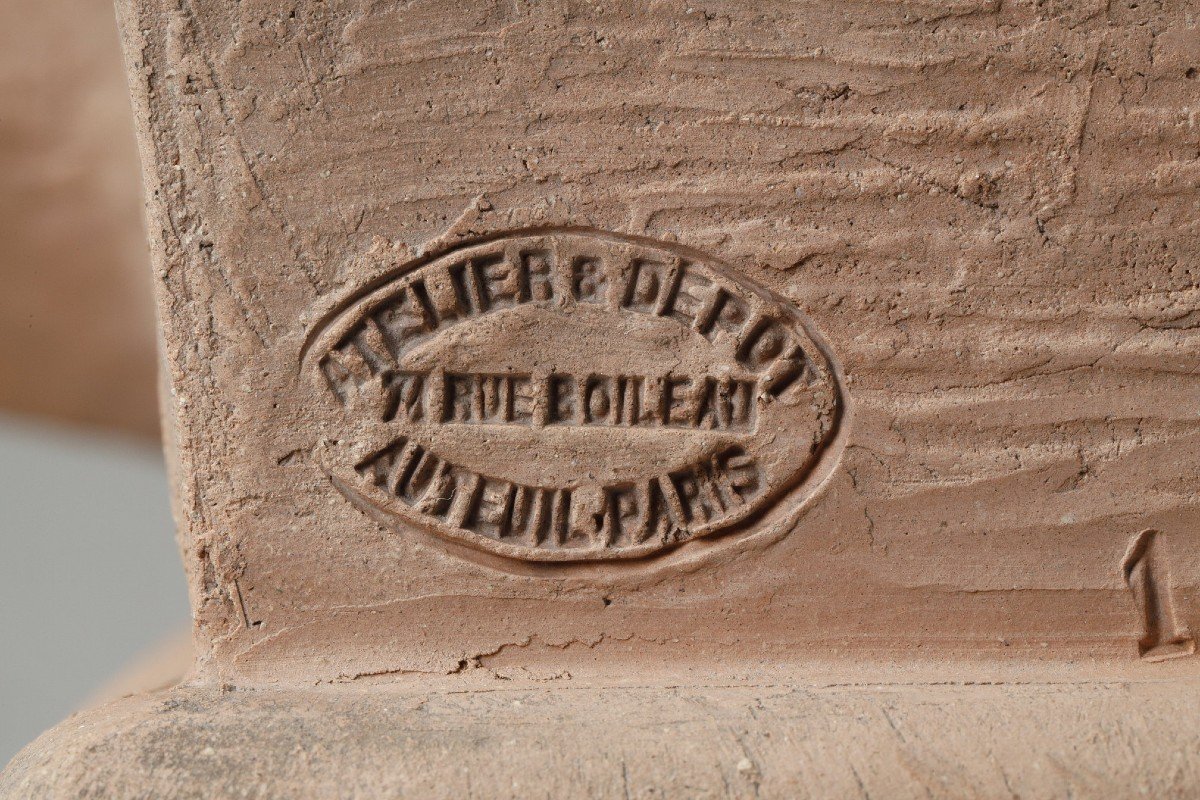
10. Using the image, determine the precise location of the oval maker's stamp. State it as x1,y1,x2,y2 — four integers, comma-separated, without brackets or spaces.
305,229,844,561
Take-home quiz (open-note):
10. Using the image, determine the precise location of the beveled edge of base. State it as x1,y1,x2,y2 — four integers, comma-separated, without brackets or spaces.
4,677,1200,799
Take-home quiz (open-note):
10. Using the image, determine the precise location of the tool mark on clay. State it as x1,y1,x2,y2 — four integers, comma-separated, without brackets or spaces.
1120,530,1194,662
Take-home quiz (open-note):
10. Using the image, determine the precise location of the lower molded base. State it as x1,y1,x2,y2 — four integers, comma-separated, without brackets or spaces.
4,677,1198,798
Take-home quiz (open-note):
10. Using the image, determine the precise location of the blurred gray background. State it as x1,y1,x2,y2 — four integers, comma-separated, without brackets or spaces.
0,0,190,766
0,417,187,764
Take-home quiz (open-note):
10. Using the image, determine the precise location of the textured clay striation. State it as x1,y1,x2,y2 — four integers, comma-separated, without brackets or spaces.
4,0,1199,795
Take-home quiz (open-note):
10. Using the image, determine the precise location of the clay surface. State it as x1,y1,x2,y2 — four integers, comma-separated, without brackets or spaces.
106,0,1200,683
6,678,1200,799
5,0,1199,795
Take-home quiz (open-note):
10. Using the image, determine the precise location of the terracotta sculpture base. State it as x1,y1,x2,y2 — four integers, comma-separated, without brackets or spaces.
5,671,1199,798
7,1,1196,795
